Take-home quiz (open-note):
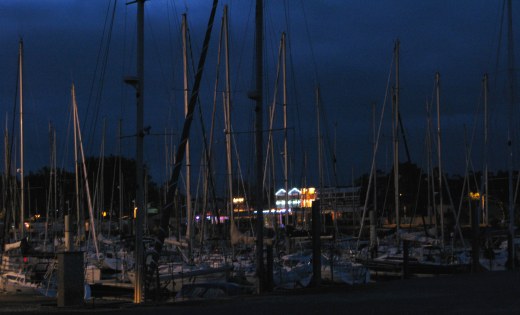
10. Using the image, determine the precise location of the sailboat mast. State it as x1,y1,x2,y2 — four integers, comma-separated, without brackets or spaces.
118,119,123,234
131,0,146,304
2,120,7,243
282,32,289,226
52,124,57,229
254,0,265,293
371,102,377,248
73,86,80,248
223,6,234,228
506,0,516,270
182,13,193,259
483,73,489,226
2,119,9,244
72,84,100,259
393,40,400,236
435,72,444,247
426,100,435,231
18,39,25,238
316,86,322,217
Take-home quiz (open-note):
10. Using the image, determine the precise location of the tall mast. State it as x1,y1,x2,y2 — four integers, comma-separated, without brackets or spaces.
435,72,444,248
72,84,99,257
426,100,435,232
3,119,9,244
316,86,322,217
100,119,106,233
73,85,80,247
136,0,145,302
254,0,265,292
18,39,25,238
372,102,377,213
182,13,193,259
223,6,234,229
506,0,516,270
393,40,400,237
124,0,146,304
118,119,123,235
483,74,489,226
282,32,289,226
53,124,57,231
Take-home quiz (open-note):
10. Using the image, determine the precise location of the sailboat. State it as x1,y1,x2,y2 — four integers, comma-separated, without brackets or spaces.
479,0,520,271
0,240,42,294
0,39,59,296
118,3,243,299
354,40,472,278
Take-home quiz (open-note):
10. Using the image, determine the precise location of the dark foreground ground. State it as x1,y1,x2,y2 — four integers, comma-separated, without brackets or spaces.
1,271,519,314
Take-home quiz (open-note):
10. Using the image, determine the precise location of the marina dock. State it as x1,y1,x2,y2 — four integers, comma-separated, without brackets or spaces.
1,270,519,314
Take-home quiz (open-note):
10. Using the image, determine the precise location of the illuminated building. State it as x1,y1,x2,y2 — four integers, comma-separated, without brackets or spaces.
275,188,302,211
300,187,316,208
231,185,364,228
233,196,246,214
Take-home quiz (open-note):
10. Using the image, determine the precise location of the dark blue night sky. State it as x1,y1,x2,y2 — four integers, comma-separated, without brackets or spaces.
0,1,518,192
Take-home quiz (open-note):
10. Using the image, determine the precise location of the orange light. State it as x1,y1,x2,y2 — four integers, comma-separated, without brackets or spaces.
233,197,244,204
300,187,316,208
469,192,480,201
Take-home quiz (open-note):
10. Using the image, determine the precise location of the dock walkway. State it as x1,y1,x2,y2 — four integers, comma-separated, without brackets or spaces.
1,270,519,314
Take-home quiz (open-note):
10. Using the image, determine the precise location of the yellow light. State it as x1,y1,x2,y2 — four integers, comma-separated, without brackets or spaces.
233,197,244,204
34,214,41,219
133,207,138,219
102,211,108,218
469,192,480,201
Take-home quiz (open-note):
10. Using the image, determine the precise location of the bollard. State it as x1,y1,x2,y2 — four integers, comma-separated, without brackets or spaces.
57,251,84,307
